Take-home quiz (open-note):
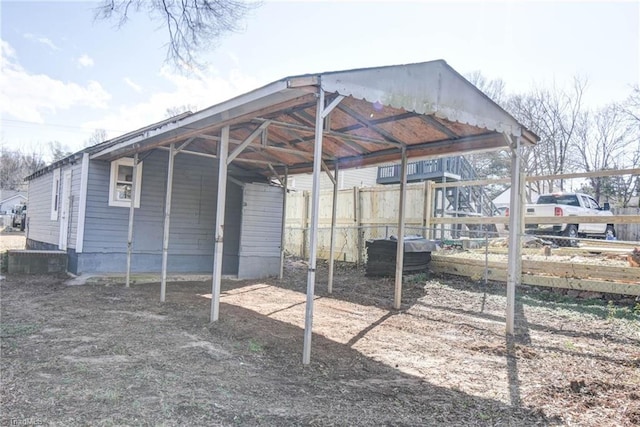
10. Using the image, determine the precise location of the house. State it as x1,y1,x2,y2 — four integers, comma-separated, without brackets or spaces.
288,165,378,191
24,115,282,278
0,191,27,215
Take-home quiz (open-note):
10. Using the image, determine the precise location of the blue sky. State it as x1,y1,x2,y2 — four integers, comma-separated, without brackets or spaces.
1,1,638,160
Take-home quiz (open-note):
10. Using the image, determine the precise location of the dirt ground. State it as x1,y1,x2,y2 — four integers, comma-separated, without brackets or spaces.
2,255,639,427
0,226,26,250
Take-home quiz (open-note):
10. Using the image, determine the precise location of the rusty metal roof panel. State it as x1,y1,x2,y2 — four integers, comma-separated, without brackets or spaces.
321,60,527,139
77,60,538,180
376,116,451,145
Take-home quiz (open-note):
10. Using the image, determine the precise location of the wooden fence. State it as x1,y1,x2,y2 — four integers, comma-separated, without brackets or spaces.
285,172,640,262
285,183,432,263
613,207,640,241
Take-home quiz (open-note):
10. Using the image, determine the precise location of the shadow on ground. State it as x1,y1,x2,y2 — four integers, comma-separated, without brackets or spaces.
1,274,557,426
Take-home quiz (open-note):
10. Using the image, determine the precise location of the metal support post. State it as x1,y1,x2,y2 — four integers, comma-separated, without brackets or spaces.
125,153,139,288
160,144,175,302
303,88,325,365
394,146,408,310
327,162,339,294
279,167,288,279
506,136,523,334
210,126,230,322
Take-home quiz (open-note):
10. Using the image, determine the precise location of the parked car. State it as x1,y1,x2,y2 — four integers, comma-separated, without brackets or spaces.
11,204,27,231
507,192,614,246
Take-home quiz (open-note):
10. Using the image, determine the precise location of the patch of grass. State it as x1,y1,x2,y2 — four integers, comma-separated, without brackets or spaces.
247,338,263,353
406,273,428,284
0,322,40,338
75,364,89,374
477,412,491,421
607,300,617,320
93,389,121,402
518,294,640,322
109,344,130,356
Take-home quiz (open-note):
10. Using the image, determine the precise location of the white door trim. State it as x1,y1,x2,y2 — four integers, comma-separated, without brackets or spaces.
59,170,72,250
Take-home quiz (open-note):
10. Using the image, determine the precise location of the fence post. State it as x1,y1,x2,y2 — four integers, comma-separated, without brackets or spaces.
354,186,363,266
440,176,447,240
301,190,310,259
423,180,435,239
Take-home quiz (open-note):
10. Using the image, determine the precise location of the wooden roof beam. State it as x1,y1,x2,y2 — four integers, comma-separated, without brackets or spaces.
255,118,400,148
417,115,459,139
336,104,405,148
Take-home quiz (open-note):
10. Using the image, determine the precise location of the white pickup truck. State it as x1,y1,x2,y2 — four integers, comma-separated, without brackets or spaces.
515,192,615,246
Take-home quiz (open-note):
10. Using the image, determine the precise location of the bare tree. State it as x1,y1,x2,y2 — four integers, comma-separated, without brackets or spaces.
574,104,634,203
464,71,510,196
95,0,259,68
48,141,72,162
465,71,507,107
84,129,109,148
506,78,587,193
619,85,640,124
617,86,640,207
505,92,550,195
166,104,197,118
0,146,46,191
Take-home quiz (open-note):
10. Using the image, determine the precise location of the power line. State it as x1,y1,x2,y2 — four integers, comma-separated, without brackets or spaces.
0,118,126,134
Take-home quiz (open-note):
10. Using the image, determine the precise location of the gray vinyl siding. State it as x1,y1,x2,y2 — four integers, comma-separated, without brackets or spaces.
80,149,241,274
168,153,215,255
237,183,283,278
26,169,59,246
83,150,168,253
83,158,131,252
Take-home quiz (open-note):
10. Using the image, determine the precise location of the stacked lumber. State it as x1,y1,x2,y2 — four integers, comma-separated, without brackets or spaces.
365,236,436,277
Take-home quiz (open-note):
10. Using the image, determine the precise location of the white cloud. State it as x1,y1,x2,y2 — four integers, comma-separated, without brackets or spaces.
77,54,94,68
1,40,16,58
124,77,142,93
83,65,260,136
24,33,59,51
0,40,111,123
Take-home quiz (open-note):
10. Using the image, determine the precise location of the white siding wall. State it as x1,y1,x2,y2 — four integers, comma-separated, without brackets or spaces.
26,170,59,246
288,166,378,191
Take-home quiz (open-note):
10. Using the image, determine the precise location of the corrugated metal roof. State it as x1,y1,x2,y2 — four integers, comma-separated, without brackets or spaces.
38,60,540,179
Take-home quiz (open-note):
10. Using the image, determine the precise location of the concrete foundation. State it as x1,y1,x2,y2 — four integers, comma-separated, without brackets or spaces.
8,250,68,274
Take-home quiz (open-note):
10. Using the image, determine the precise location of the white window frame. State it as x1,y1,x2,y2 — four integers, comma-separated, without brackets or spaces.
50,168,60,220
108,158,143,208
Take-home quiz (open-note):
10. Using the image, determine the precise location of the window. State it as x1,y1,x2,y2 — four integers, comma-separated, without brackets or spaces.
587,196,600,210
50,168,60,220
108,158,143,207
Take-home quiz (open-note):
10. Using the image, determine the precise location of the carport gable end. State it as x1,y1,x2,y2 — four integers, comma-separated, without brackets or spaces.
319,61,528,138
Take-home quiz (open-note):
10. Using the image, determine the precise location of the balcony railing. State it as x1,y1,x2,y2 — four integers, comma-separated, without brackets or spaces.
376,156,477,184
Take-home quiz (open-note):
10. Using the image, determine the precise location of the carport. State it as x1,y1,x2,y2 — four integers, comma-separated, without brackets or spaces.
90,60,538,364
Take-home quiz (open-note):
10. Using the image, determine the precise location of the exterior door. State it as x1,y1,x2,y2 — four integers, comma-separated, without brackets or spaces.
59,170,72,250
